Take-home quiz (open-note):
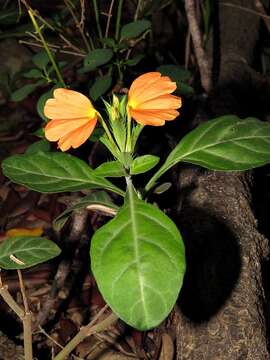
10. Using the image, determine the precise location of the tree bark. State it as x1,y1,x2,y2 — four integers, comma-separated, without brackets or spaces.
174,1,270,358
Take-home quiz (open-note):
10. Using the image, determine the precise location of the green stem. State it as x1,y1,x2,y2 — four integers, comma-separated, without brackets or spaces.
126,112,132,152
54,312,118,360
115,0,124,40
98,114,117,147
92,0,103,42
28,9,65,87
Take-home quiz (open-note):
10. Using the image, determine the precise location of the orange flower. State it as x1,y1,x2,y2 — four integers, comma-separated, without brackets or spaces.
127,72,182,126
44,88,98,151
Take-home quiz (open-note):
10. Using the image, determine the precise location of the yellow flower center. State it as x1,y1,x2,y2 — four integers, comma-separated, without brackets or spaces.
88,107,97,119
128,98,137,109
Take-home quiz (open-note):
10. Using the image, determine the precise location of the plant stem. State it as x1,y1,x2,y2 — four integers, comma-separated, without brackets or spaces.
54,312,118,360
115,0,124,40
98,113,117,148
126,112,132,152
23,312,33,360
0,284,25,318
63,0,91,52
18,270,33,360
28,9,65,87
92,0,103,42
134,0,143,20
105,0,115,39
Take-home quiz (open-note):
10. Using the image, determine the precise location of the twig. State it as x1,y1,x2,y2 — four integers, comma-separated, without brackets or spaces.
64,0,91,52
254,0,270,32
38,326,64,350
220,2,270,20
115,0,124,40
185,0,212,93
92,0,103,41
105,0,115,39
134,0,143,21
27,8,65,87
19,40,85,57
185,27,191,70
18,269,33,360
0,275,24,318
53,310,118,360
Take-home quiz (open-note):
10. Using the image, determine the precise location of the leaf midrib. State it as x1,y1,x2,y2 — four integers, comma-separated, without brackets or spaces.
127,183,149,324
167,134,270,167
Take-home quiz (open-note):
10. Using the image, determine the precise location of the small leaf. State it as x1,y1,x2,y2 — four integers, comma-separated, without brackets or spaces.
2,152,124,196
11,83,39,102
23,69,43,79
130,155,160,175
0,236,61,270
84,49,113,71
120,20,151,40
37,84,61,121
146,116,270,191
89,73,112,101
94,161,125,177
26,140,50,154
53,191,119,231
153,182,172,195
91,183,185,330
157,64,194,96
32,51,50,69
125,54,144,66
157,64,191,82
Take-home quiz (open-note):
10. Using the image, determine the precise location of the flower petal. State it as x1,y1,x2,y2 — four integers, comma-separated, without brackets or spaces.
45,118,91,141
129,72,161,98
57,119,97,151
129,79,177,106
44,88,94,120
130,108,179,126
138,94,182,110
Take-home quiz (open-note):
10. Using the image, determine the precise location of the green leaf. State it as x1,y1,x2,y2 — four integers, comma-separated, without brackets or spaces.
2,152,124,196
157,64,194,96
53,191,119,231
37,84,61,121
91,182,185,330
120,20,151,40
130,155,160,175
94,161,125,177
23,69,43,79
0,9,19,25
26,140,50,154
0,236,61,270
146,116,270,191
11,82,42,102
157,64,191,82
125,54,144,66
84,49,113,71
89,73,113,101
32,51,50,69
153,182,172,194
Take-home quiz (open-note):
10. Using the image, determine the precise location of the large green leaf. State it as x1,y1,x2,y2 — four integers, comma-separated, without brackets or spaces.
94,160,125,178
130,155,159,175
91,181,185,330
2,152,124,196
120,20,151,40
0,236,61,270
84,49,113,71
89,73,112,101
53,191,119,231
146,116,270,191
